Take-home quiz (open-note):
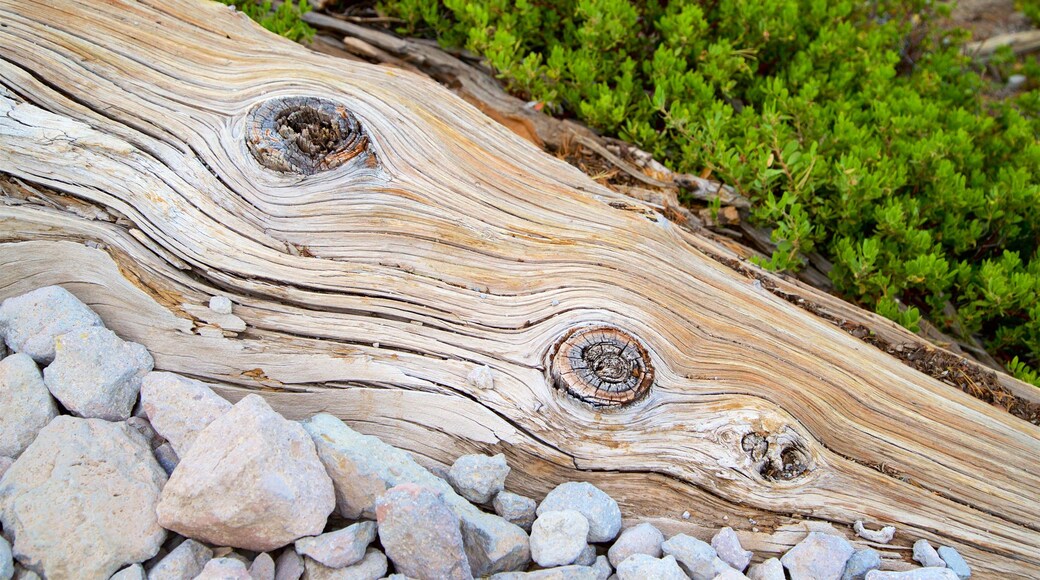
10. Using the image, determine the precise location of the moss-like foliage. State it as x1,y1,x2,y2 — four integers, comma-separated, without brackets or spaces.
381,0,1040,387
218,0,315,43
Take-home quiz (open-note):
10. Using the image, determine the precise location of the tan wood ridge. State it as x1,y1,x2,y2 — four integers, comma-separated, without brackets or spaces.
0,1,1038,576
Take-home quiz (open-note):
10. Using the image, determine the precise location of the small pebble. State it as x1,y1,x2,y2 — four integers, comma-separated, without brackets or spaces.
148,538,213,580
681,511,690,520
250,553,275,580
295,521,377,568
301,549,387,580
537,482,621,543
864,570,959,580
574,544,597,566
274,549,305,580
530,510,590,567
493,491,537,531
912,540,946,568
110,564,145,580
196,557,251,580
711,527,752,572
747,557,784,580
153,442,180,476
841,549,881,580
780,532,854,580
466,365,495,391
0,285,103,364
1007,74,1027,92
607,523,664,568
209,295,234,315
660,534,729,580
0,455,9,480
937,546,970,579
447,453,510,504
854,521,896,544
615,554,687,580
1,536,12,580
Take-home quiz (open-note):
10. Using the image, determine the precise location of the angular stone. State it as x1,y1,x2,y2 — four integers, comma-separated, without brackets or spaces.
44,327,153,421
126,416,161,450
197,558,252,580
0,354,57,458
302,549,387,580
0,417,166,579
210,296,234,315
147,538,213,580
937,546,970,579
536,482,621,543
607,523,663,568
912,540,945,568
1,536,11,580
447,454,509,505
140,371,231,456
0,456,11,481
712,527,752,572
301,414,529,576
296,522,377,568
491,566,600,580
660,534,730,580
592,555,612,580
715,568,749,580
574,544,597,566
375,484,471,580
274,549,305,580
531,510,589,567
493,492,537,532
251,553,276,580
748,557,784,580
864,570,959,580
111,564,145,580
841,549,881,580
157,395,335,551
0,286,103,364
153,442,179,477
780,532,855,580
615,554,687,580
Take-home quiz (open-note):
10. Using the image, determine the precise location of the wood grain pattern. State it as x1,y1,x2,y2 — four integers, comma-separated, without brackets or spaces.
0,1,1038,576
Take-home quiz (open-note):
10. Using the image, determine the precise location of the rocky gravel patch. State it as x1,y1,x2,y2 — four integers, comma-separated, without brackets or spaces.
0,286,978,580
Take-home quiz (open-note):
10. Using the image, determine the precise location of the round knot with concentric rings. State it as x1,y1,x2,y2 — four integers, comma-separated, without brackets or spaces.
246,96,367,174
550,326,654,407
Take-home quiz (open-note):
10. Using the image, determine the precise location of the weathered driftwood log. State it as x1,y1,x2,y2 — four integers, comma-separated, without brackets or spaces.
1,1,1039,576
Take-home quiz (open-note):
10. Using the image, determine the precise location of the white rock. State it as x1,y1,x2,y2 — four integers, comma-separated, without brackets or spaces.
147,538,213,580
209,296,234,315
250,553,276,580
274,549,305,580
0,354,57,458
912,540,946,568
295,522,377,568
715,568,750,579
44,327,153,421
536,482,621,543
0,286,103,364
607,523,663,568
0,536,12,580
301,549,387,580
615,554,687,580
0,417,166,578
592,555,612,580
865,570,959,580
661,534,730,580
156,395,335,551
0,456,11,481
447,453,509,504
466,365,494,391
140,371,231,456
531,510,589,567
111,564,145,580
853,521,895,544
747,558,784,580
197,557,251,580
780,532,855,580
712,527,752,572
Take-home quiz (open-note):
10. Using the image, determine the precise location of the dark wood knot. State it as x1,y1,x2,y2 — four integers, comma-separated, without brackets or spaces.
742,431,813,482
246,96,367,174
550,326,654,407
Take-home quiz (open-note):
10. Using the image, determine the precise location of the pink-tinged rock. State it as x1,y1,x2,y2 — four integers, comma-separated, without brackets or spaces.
0,354,57,458
780,532,855,580
43,327,153,421
296,522,376,568
196,558,252,580
274,549,305,580
0,286,103,364
157,395,335,551
147,538,212,580
301,549,387,580
250,553,276,580
747,557,784,580
711,527,752,572
140,371,231,456
0,417,166,579
375,484,472,580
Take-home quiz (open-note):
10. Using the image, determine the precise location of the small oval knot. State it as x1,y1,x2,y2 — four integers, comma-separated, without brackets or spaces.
550,326,654,407
246,96,367,174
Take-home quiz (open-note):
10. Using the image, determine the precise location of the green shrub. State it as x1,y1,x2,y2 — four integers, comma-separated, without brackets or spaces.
380,0,1040,387
218,0,315,42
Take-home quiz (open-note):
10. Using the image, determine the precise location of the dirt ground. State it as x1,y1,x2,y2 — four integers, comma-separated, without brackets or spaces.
948,0,1033,39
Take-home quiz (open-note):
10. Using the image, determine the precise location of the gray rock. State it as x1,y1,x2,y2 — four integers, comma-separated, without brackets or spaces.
0,456,11,481
153,442,179,476
937,546,970,579
853,521,895,544
711,527,752,572
274,549,305,580
157,395,335,552
210,296,234,315
493,492,537,532
126,416,161,450
44,327,153,421
607,523,663,568
780,532,855,580
574,544,597,567
11,566,39,580
197,558,252,579
0,417,166,579
301,414,529,577
592,555,612,580
536,483,621,543
912,540,945,568
531,510,589,567
147,538,212,580
296,522,377,568
111,564,146,580
864,570,959,580
375,484,471,580
661,534,730,580
0,286,103,364
302,549,387,580
747,558,784,580
841,549,881,580
0,354,57,458
251,553,276,580
490,566,600,580
140,371,231,456
615,554,687,580
447,454,509,504
0,536,11,580
715,568,749,579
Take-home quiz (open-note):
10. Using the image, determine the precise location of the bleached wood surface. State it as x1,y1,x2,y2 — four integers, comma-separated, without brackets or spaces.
1,1,1038,576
